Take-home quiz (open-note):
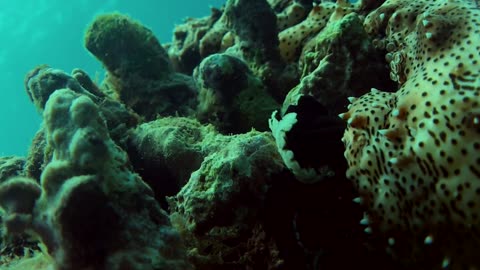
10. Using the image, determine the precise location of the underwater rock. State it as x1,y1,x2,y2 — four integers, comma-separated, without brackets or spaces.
169,0,301,100
24,65,92,111
170,131,284,233
167,7,229,74
194,53,280,133
24,128,48,182
167,130,286,269
71,68,106,98
85,13,198,120
223,0,302,99
0,157,42,266
167,8,223,74
0,177,40,234
171,0,283,73
84,13,172,79
340,0,480,268
23,64,140,183
224,0,280,66
126,117,216,207
24,65,140,144
0,157,25,183
0,89,192,270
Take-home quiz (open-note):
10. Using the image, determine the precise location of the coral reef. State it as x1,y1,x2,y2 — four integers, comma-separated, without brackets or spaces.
195,53,280,133
167,8,223,74
224,0,280,66
24,65,139,144
126,118,292,269
167,130,286,269
85,13,197,120
0,88,191,270
1,0,479,269
126,117,214,207
0,157,25,183
168,0,300,100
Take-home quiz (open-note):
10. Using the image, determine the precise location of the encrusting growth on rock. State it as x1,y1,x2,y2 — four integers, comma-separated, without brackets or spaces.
85,13,197,120
0,88,193,270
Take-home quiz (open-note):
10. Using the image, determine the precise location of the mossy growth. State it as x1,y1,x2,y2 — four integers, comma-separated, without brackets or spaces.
84,12,172,80
233,81,280,132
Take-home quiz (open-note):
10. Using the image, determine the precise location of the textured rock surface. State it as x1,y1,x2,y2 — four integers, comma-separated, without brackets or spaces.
0,89,192,270
126,117,215,207
195,53,280,133
0,157,25,183
24,66,139,144
168,130,287,269
85,13,198,120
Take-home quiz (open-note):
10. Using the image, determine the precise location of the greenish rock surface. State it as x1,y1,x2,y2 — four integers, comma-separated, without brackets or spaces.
85,13,198,120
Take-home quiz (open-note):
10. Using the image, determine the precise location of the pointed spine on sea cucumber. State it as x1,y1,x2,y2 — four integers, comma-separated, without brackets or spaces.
378,128,403,141
347,114,367,128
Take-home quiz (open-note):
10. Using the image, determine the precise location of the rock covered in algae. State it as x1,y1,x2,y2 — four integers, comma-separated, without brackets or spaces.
167,8,223,74
24,65,140,144
195,53,280,133
0,89,192,270
0,157,25,183
85,13,198,120
167,130,287,269
126,117,215,206
224,0,280,65
24,65,93,111
126,117,295,269
168,0,300,100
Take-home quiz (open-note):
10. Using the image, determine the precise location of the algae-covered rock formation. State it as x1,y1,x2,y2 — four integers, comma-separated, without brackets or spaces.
0,89,191,270
167,130,286,269
85,13,197,120
0,0,479,269
194,53,280,133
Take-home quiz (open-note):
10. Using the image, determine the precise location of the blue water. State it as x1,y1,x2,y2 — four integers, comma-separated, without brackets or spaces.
0,0,225,156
